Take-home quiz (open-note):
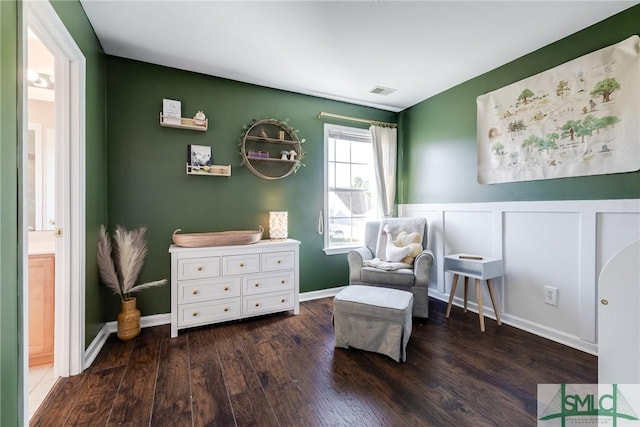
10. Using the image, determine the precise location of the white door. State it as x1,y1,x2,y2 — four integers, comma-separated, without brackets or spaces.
598,240,640,384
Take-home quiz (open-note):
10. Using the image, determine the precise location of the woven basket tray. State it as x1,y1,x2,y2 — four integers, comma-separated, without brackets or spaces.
172,226,263,248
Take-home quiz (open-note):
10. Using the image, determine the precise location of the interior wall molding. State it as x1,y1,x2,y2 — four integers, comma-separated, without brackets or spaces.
400,198,640,354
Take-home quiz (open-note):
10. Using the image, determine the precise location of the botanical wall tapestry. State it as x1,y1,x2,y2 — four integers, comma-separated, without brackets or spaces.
477,35,640,184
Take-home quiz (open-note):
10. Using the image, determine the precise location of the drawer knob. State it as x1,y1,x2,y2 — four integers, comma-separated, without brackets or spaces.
255,303,260,307
240,263,245,267
192,289,198,295
224,286,229,291
254,283,260,287
277,260,281,264
224,307,229,312
281,280,285,284
192,312,198,317
601,299,609,305
197,266,203,271
281,298,285,303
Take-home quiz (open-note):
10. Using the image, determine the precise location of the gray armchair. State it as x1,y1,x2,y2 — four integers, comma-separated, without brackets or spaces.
347,218,433,318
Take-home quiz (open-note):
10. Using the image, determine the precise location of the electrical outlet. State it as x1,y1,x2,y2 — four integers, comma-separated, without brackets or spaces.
544,286,558,306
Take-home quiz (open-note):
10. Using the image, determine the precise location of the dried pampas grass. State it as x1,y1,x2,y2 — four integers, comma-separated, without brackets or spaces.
98,225,167,300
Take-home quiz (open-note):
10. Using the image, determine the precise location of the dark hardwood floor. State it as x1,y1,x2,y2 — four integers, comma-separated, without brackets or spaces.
31,297,597,427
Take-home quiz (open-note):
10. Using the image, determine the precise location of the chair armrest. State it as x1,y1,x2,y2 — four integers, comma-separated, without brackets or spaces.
414,249,434,287
347,247,373,283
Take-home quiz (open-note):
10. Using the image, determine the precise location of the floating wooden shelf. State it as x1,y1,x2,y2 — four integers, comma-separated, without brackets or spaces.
246,156,298,164
245,135,298,145
186,163,231,177
160,113,208,131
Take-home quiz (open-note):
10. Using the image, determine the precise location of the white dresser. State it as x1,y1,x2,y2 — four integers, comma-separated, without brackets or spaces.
169,239,300,337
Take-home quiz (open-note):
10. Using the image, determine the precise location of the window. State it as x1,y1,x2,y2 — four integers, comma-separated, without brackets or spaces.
323,124,380,254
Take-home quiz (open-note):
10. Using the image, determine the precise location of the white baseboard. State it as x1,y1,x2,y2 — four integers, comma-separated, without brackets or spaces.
428,289,598,355
83,323,110,369
300,286,346,302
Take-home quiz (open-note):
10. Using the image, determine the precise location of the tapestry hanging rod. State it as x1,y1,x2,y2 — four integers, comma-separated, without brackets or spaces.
317,111,397,128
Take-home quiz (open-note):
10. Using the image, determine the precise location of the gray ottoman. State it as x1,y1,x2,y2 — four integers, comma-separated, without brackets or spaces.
333,285,413,362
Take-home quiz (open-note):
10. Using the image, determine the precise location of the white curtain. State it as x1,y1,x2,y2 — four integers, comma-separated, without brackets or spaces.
370,125,397,218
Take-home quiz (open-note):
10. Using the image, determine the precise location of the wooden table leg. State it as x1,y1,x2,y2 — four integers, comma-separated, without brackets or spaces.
486,278,501,326
476,278,485,332
463,276,469,313
445,274,459,318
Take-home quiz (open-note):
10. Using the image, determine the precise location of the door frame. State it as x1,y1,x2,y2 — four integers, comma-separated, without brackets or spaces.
22,0,86,394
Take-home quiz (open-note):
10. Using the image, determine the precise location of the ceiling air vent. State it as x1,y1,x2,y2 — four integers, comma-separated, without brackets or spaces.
369,86,396,96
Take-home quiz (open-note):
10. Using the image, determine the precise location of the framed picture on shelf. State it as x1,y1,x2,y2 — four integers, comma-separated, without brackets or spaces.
188,144,212,169
162,98,181,125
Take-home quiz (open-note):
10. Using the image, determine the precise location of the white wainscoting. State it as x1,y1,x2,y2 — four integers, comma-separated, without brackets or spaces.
399,199,640,355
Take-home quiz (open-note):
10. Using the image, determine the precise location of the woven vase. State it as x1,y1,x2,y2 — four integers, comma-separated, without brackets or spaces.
117,297,141,341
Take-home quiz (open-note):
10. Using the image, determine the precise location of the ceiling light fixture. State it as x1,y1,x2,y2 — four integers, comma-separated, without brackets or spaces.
26,71,54,90
27,69,40,82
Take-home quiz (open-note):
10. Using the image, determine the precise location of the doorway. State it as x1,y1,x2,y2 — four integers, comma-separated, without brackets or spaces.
22,1,86,423
26,27,57,420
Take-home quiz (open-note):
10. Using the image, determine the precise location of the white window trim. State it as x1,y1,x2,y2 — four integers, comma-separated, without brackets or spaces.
322,123,378,255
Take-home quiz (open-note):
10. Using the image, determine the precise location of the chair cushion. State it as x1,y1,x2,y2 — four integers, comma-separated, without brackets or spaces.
361,266,415,287
334,285,413,321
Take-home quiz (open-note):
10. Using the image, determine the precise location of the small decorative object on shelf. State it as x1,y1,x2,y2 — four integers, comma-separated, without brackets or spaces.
239,118,305,180
193,111,207,126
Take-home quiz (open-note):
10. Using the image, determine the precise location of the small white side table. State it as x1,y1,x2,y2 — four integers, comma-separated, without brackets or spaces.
444,253,503,332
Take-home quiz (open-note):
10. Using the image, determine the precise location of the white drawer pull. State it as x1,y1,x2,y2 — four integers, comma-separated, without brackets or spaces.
224,286,229,291
224,307,229,312
192,312,198,317
254,283,260,287
197,266,203,271
192,289,198,295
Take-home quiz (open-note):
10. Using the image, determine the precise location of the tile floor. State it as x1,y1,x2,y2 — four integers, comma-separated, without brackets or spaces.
28,364,57,421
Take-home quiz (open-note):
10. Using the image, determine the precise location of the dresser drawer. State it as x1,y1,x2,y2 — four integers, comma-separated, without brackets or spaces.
261,251,295,272
178,277,241,304
178,298,241,327
222,254,259,276
243,290,294,317
243,271,294,295
177,257,220,280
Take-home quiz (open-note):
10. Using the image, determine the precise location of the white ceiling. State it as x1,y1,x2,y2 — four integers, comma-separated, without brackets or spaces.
79,1,637,112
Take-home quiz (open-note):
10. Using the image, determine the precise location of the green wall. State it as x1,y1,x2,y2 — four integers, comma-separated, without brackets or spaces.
1,2,20,424
399,5,640,204
105,57,396,319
